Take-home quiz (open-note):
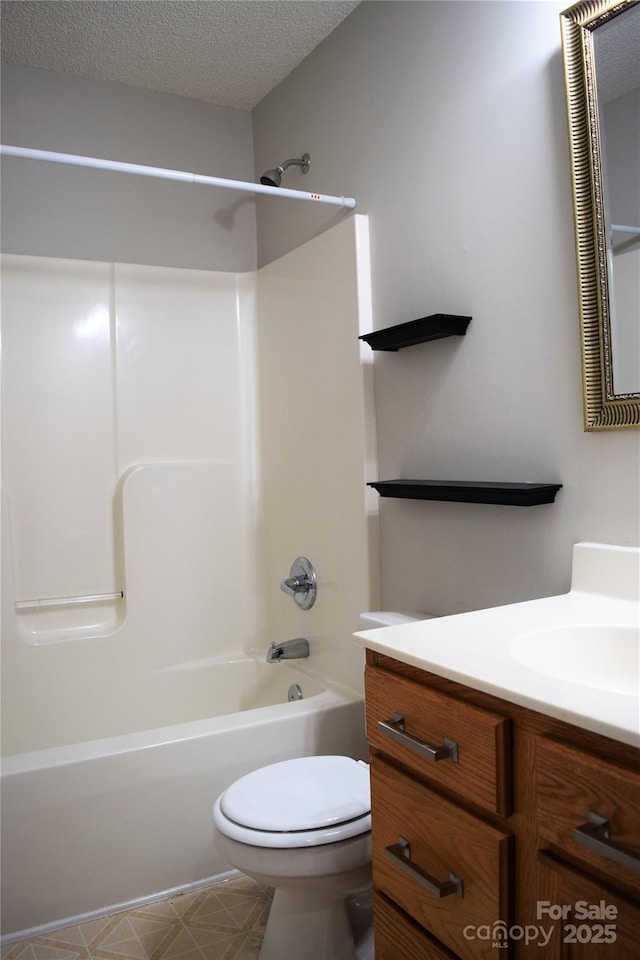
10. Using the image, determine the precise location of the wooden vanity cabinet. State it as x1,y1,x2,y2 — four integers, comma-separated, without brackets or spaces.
373,891,460,960
534,736,640,959
364,651,640,959
536,853,640,959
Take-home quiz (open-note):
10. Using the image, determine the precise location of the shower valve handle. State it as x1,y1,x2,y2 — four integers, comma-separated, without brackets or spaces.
280,575,311,596
279,557,317,610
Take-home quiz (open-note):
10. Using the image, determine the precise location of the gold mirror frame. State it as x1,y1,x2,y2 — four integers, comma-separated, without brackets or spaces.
560,0,640,430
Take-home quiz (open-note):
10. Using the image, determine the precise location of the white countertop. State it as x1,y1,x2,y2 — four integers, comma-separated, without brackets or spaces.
354,543,640,749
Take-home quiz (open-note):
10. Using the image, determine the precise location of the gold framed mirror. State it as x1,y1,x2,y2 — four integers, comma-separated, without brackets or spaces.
560,0,640,430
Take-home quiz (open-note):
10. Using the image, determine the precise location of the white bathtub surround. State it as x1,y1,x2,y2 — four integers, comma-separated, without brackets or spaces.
1,259,252,656
0,216,378,936
354,542,640,747
255,215,378,691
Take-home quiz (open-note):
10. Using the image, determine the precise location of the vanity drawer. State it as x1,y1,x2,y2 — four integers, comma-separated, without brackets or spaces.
535,736,640,892
373,892,458,960
371,756,513,960
365,665,511,815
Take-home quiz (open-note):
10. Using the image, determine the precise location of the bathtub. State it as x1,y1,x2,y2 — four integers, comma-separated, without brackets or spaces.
0,657,367,939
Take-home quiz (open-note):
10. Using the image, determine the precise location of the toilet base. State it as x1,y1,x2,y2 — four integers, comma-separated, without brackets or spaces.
260,887,372,960
212,793,373,960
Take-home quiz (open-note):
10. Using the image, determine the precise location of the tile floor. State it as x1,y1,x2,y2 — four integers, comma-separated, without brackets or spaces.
1,877,274,960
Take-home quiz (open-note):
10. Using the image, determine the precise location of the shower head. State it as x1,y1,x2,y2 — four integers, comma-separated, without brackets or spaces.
260,153,310,187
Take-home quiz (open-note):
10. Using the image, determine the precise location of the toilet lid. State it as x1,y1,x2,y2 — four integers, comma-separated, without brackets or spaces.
219,756,370,832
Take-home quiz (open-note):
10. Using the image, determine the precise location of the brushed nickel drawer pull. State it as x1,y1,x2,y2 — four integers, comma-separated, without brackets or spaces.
378,712,459,762
385,837,464,898
573,812,640,874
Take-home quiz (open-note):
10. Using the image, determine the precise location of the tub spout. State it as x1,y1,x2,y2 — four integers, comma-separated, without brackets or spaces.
267,638,310,663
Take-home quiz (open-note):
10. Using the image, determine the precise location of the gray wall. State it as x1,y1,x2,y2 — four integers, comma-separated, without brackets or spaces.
253,0,640,616
1,64,256,271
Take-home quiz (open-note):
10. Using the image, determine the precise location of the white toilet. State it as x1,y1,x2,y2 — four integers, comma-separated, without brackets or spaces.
212,614,431,958
212,755,373,960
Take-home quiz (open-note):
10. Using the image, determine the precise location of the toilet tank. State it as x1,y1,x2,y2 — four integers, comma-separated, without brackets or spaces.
358,610,434,631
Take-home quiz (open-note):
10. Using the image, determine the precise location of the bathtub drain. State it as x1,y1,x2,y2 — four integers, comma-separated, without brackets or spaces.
288,683,303,701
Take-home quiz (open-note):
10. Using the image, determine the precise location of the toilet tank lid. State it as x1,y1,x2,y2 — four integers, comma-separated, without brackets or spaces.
358,610,433,630
219,756,370,833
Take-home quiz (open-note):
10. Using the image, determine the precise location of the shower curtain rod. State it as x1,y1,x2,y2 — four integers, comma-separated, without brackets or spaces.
0,144,357,209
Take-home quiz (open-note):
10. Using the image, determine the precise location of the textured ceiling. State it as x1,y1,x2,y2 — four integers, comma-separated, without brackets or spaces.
0,0,361,110
594,2,640,103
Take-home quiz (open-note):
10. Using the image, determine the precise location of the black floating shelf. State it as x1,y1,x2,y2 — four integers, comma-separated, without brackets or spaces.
359,314,471,351
368,480,562,507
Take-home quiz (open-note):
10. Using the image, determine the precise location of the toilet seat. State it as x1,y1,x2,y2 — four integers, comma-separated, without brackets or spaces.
213,756,371,848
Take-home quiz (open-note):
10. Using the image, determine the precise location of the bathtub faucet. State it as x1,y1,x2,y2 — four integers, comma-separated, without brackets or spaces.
266,638,310,663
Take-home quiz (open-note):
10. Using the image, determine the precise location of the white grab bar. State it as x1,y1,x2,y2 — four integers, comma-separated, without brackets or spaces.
15,591,124,609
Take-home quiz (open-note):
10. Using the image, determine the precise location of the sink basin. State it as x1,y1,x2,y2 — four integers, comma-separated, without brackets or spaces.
510,625,639,696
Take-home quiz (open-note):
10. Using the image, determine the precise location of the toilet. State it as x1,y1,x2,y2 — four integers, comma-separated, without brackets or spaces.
212,612,432,960
212,755,373,960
